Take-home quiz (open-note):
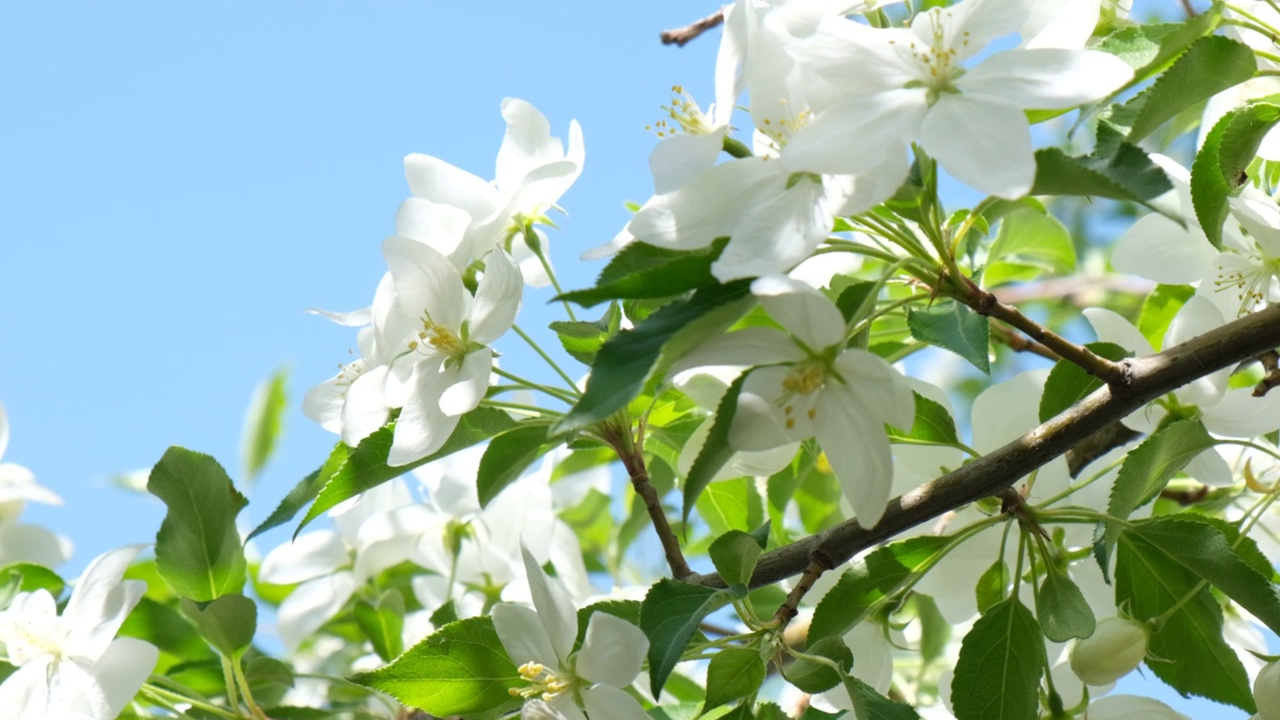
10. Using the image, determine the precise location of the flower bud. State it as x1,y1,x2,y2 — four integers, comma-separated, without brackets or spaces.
1254,660,1280,719
1069,616,1148,686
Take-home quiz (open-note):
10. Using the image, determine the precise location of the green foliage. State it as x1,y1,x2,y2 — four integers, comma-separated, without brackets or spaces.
640,579,743,695
148,447,248,602
549,302,622,364
1192,100,1280,247
983,207,1075,287
1029,143,1174,211
297,407,517,533
355,590,406,662
685,371,748,523
809,535,952,642
886,392,961,448
349,616,519,717
1138,284,1194,349
555,239,728,307
709,529,765,588
905,300,990,373
240,365,288,484
0,563,64,601
697,477,765,536
704,647,766,713
975,558,1010,615
1035,565,1096,642
842,675,921,720
785,636,852,693
247,465,325,542
476,421,556,507
1116,526,1254,711
951,598,1045,720
1038,342,1130,422
556,280,753,433
179,594,257,658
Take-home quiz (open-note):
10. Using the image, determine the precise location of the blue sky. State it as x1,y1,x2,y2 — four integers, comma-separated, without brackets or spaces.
0,1,1246,717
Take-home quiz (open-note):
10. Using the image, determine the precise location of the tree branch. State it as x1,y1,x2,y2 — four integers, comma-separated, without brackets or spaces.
990,321,1060,362
1254,350,1280,397
621,446,693,581
688,304,1280,590
660,9,726,47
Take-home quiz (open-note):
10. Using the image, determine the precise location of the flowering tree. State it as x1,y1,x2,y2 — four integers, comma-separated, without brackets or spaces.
8,0,1280,718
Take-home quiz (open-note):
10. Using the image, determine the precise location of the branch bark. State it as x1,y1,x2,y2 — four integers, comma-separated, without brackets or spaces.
660,9,726,47
688,304,1280,590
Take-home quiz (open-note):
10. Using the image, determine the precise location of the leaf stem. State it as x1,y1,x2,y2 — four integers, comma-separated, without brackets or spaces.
511,323,582,396
491,366,577,404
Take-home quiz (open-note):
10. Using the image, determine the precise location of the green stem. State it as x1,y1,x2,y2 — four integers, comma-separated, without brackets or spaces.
480,399,562,418
231,656,268,720
140,685,240,720
491,365,578,404
1034,507,1135,529
523,225,577,322
512,323,582,396
220,656,240,713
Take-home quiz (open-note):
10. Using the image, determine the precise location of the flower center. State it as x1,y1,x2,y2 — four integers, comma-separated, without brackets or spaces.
778,359,828,429
898,9,968,104
648,85,715,137
408,318,466,359
510,661,577,703
758,98,812,149
1212,254,1280,316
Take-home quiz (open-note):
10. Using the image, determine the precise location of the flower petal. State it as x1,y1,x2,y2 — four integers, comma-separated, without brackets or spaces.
340,365,391,448
712,174,833,280
404,153,502,226
496,98,565,190
1112,214,1213,284
382,236,469,333
961,49,1132,110
520,547,578,667
817,386,895,525
580,684,652,720
394,198,474,265
259,529,348,585
95,637,160,718
751,275,847,350
576,612,648,686
782,90,928,176
438,349,492,417
389,360,463,466
1082,308,1155,356
470,249,523,345
627,159,774,250
920,94,1034,199
62,545,148,660
492,603,560,669
276,572,358,653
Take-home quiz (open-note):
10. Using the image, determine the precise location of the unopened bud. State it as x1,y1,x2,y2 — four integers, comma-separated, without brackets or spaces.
1069,616,1148,686
1254,660,1280,719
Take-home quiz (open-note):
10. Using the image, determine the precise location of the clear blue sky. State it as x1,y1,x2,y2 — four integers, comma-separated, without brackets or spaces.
0,1,1244,717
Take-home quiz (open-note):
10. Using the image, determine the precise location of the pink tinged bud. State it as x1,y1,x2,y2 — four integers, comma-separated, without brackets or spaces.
1255,661,1280,719
1069,616,1149,686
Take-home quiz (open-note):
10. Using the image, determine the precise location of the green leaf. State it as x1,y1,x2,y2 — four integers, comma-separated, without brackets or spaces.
1030,143,1174,210
575,599,642,648
843,675,921,720
349,616,519,717
179,594,257,658
1127,516,1280,635
476,422,555,508
0,563,65,599
975,558,1010,615
951,597,1045,720
709,530,763,588
1097,8,1221,75
298,407,518,533
785,636,852,694
556,280,753,433
1038,342,1130,422
983,208,1075,287
905,300,989,373
697,478,765,536
1192,100,1280,247
1035,567,1096,642
704,647,766,712
240,365,288,483
640,579,741,696
913,594,951,667
1138,284,1195,350
1098,419,1217,569
148,447,248,602
1116,528,1254,711
555,239,728,308
247,465,326,542
1122,36,1255,144
809,536,952,642
685,371,748,523
119,597,217,661
836,281,879,324
355,590,406,662
548,303,622,365
886,392,960,447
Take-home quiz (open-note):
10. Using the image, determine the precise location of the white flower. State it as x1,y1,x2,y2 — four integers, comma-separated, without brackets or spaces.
377,236,522,466
1069,616,1148,686
1087,695,1191,719
672,275,914,524
0,545,158,720
493,548,650,720
0,401,70,569
401,98,582,286
785,0,1133,198
1256,660,1280,719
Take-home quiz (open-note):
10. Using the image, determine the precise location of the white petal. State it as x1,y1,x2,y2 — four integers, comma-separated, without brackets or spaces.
782,91,928,176
818,388,894,525
302,376,349,435
627,159,775,250
712,175,832,280
438,350,491,417
95,637,160,717
340,365,391,448
1087,695,1190,720
1112,214,1213,284
649,130,726,195
1184,448,1233,487
835,349,916,431
920,95,1034,199
496,98,564,191
730,380,795,452
470,250,523,345
259,530,348,585
1202,387,1280,437
669,328,802,376
576,612,648,686
1021,0,1101,49
961,49,1132,110
519,547,578,666
306,306,372,327
62,545,148,660
492,602,562,670
382,236,469,333
0,524,71,568
972,370,1047,449
404,153,503,226
580,685,652,720
389,361,464,466
0,466,61,506
751,275,847,349
276,572,358,653
1083,308,1154,356
919,0,1031,60
394,198,474,265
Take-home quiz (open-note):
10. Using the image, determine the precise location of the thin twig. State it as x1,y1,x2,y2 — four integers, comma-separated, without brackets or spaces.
1254,350,1280,397
772,557,831,628
1065,421,1141,477
660,9,726,47
610,419,693,580
685,304,1280,590
990,321,1060,362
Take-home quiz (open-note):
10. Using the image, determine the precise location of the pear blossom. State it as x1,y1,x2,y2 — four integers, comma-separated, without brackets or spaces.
1069,616,1148,686
400,98,582,285
671,275,914,524
493,548,650,720
785,0,1134,198
1256,660,1280,719
376,235,522,466
0,545,158,720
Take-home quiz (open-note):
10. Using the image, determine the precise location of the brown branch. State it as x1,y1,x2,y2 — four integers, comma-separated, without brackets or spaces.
660,9,725,47
620,447,693,581
1065,421,1141,477
1254,350,1280,397
687,304,1280,590
773,558,830,628
990,321,1060,362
